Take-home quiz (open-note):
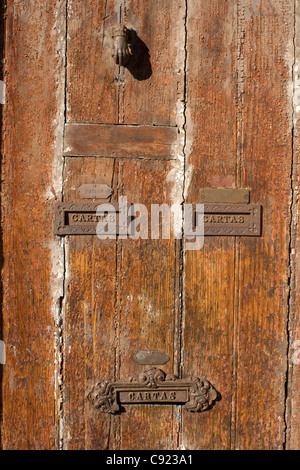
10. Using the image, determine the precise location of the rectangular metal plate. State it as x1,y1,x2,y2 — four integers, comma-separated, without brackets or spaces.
55,203,261,237
196,203,262,236
200,188,250,204
55,202,129,236
118,389,188,404
88,368,218,414
77,184,113,199
134,351,170,365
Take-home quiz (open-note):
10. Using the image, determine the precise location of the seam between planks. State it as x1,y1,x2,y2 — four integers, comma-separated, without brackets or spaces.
230,0,245,451
284,0,298,451
55,0,68,451
176,0,188,451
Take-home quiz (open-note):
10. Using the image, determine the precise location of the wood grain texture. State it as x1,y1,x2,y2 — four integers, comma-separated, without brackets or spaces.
66,0,118,124
183,0,294,450
0,0,5,451
64,0,185,449
235,0,294,450
63,157,180,449
287,0,300,451
120,0,185,126
116,159,179,450
66,0,184,126
2,0,299,451
63,123,178,159
182,0,239,450
63,158,118,450
1,0,66,449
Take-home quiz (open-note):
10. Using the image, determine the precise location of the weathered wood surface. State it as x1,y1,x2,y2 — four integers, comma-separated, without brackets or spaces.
63,157,180,449
287,0,300,451
0,0,4,451
234,0,294,450
65,1,184,449
183,0,294,450
1,0,299,451
66,0,184,126
63,157,117,449
63,123,178,159
183,0,239,450
114,160,179,450
63,0,185,450
1,0,66,449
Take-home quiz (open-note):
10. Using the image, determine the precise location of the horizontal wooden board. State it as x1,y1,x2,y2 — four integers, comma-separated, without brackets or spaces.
63,123,178,159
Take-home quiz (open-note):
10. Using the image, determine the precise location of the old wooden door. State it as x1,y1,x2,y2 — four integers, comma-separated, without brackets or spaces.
1,0,300,450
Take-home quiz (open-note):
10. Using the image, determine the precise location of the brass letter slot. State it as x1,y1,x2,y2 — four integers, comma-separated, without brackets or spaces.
196,203,262,236
54,202,132,236
87,368,218,414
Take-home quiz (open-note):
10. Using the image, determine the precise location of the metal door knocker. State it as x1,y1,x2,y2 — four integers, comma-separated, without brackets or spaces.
112,24,131,66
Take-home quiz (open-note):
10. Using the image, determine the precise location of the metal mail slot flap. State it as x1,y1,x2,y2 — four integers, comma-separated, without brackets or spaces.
54,202,131,236
195,203,262,236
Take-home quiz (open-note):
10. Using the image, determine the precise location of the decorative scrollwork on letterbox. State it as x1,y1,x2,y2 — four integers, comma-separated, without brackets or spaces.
87,368,218,414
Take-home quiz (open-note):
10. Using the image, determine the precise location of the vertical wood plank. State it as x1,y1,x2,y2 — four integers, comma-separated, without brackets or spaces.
1,0,66,449
0,0,5,450
63,158,181,449
182,0,238,450
66,0,118,124
64,0,186,449
122,0,185,126
63,158,117,450
1,0,298,452
235,0,294,450
117,160,179,450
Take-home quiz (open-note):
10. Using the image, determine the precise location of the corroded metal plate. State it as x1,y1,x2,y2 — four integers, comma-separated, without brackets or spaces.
87,368,218,414
134,351,170,365
77,184,113,199
118,389,188,404
196,203,262,236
